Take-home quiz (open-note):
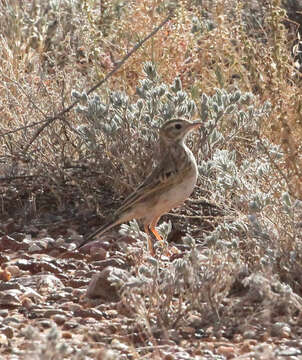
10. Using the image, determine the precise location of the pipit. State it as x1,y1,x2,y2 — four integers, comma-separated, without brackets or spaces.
79,118,202,254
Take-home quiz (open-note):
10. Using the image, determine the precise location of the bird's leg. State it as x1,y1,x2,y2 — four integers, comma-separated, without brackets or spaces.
150,217,167,250
144,224,155,255
150,217,180,256
149,217,162,241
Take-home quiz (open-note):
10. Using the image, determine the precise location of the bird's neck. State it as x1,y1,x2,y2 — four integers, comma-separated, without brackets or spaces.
160,137,186,152
159,138,190,162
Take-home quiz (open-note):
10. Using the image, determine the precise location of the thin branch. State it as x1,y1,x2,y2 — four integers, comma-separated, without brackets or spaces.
0,72,47,118
256,133,296,197
0,119,48,136
0,13,173,152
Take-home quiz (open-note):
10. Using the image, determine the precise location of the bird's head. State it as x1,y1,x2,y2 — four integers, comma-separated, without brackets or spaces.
159,119,202,145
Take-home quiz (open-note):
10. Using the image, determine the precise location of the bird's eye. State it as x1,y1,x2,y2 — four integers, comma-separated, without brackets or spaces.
174,123,182,130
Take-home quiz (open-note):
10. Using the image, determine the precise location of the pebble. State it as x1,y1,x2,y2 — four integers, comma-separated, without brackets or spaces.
91,258,128,270
0,309,9,317
47,291,73,301
0,235,29,251
186,314,203,328
111,339,130,351
23,288,44,301
62,331,72,339
0,333,8,346
36,320,55,329
271,322,291,338
3,316,21,325
5,265,22,277
243,330,257,339
181,326,195,335
0,289,22,306
72,288,86,298
44,309,70,318
52,314,67,325
63,321,80,330
37,274,64,291
0,281,21,291
216,345,236,358
28,243,42,252
36,239,49,249
86,266,131,301
2,326,14,338
21,297,34,309
55,237,66,246
90,246,107,261
60,302,82,312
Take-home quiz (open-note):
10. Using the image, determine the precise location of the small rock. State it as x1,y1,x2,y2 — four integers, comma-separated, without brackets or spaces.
186,314,203,328
21,297,34,309
74,308,104,320
10,233,27,242
111,338,129,351
2,219,17,235
44,309,69,318
277,347,302,357
3,316,21,325
63,321,79,330
271,322,291,338
0,333,8,346
56,237,66,246
0,267,11,281
0,235,29,251
90,246,107,261
62,331,72,339
2,326,14,339
60,302,82,312
72,289,86,298
163,354,175,360
68,278,90,288
47,291,73,302
0,309,9,317
52,314,67,325
233,334,243,343
216,345,236,359
0,289,22,307
36,239,49,249
0,281,20,291
37,320,55,329
37,274,64,292
5,265,22,277
96,349,119,360
91,258,128,270
68,234,84,244
243,330,257,339
23,288,44,302
182,326,195,335
86,266,131,301
28,243,42,252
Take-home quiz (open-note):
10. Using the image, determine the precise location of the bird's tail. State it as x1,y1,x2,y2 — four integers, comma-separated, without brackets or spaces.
78,215,120,249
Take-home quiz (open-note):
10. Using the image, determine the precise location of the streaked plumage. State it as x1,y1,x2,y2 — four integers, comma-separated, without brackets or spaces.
79,119,201,254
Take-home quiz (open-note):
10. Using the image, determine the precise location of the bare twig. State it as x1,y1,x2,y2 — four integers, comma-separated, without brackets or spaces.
0,13,173,152
256,133,296,197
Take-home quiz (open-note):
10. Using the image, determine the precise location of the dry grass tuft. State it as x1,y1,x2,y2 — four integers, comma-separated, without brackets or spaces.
1,0,302,348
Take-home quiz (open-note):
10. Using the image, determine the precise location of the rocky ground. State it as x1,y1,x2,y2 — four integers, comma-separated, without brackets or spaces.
1,227,302,360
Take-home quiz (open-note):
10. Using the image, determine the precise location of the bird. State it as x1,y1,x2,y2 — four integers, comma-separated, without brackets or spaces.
78,118,202,254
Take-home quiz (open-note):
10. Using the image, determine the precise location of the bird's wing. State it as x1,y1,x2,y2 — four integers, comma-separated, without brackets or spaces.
116,154,183,214
79,154,184,247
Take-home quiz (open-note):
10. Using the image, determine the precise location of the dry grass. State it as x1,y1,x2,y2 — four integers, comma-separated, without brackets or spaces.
1,0,302,350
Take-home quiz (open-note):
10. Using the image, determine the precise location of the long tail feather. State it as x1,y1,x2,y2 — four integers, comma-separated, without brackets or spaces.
78,215,120,249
